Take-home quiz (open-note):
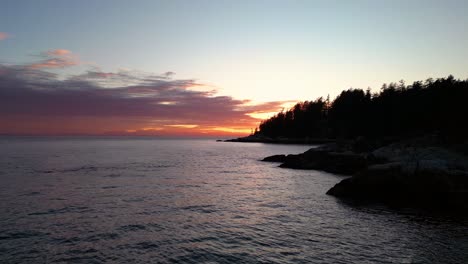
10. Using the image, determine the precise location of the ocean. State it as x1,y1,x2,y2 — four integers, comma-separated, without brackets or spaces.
0,137,467,263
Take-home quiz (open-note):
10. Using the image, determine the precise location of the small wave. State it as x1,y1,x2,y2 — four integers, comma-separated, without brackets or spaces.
38,163,175,176
49,197,67,201
36,166,98,174
101,186,118,189
169,250,255,264
122,197,145,203
131,163,174,172
0,230,49,241
280,250,301,256
147,223,165,232
84,232,119,242
118,224,147,232
66,248,99,255
180,205,217,214
54,249,104,264
28,206,91,216
175,184,201,188
103,173,121,178
19,191,41,196
219,170,238,174
39,170,54,174
50,236,81,245
63,166,98,173
131,241,160,250
231,214,247,219
258,202,286,209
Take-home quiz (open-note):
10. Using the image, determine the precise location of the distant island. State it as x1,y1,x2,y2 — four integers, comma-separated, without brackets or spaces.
229,75,468,212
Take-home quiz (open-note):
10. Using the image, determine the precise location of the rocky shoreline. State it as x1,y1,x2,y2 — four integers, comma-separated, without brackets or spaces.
262,147,370,175
223,134,334,144
261,137,468,212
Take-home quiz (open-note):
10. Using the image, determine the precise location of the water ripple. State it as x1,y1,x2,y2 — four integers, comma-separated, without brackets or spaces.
28,206,91,216
1,138,467,263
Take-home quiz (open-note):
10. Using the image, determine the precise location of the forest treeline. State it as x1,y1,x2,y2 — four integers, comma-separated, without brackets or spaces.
256,75,467,141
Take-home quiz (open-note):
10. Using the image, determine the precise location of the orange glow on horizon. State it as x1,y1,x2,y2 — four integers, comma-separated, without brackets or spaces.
0,101,275,137
117,122,256,137
164,124,199,129
158,101,176,105
247,111,277,120
207,127,252,134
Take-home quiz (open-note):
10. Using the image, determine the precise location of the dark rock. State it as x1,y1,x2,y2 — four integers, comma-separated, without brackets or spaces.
261,136,468,211
278,149,370,175
327,162,468,211
326,142,468,211
351,136,377,153
225,135,335,144
262,154,287,162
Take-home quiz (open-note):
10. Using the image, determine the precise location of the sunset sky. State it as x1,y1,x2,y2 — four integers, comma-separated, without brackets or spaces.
1,0,468,136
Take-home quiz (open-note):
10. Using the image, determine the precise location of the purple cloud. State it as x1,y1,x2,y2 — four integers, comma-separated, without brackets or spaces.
0,63,287,135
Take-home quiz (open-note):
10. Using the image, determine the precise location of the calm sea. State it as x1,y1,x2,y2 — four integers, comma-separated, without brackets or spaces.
0,137,467,263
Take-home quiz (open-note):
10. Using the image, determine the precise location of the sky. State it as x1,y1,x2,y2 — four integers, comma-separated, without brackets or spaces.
1,0,467,136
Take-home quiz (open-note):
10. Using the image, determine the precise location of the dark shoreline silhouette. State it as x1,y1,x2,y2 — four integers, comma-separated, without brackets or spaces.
229,75,468,212
229,75,467,145
261,137,468,213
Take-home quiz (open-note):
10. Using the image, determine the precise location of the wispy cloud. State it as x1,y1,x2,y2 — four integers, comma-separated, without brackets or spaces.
0,58,288,136
27,49,79,69
27,58,77,69
46,49,71,56
0,32,8,41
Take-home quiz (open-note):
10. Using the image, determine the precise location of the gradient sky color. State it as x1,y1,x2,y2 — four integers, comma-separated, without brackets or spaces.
1,0,467,136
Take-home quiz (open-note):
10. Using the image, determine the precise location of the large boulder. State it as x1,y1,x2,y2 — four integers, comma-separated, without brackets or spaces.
262,154,287,162
327,145,468,210
278,149,370,175
261,142,378,175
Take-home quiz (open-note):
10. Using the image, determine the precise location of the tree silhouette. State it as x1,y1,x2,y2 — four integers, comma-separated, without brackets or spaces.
256,75,468,141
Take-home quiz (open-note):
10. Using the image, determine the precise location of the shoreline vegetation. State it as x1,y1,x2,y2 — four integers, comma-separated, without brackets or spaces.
224,134,334,144
225,76,468,212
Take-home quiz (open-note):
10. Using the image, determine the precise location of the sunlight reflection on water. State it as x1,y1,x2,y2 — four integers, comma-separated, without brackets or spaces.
0,137,467,263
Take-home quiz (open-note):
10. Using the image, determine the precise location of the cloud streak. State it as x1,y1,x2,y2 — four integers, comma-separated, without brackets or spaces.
46,49,71,56
27,49,79,70
0,57,287,136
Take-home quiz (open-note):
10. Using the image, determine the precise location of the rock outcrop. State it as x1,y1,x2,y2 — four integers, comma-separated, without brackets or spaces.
262,138,468,211
327,143,468,210
262,143,374,175
261,154,288,162
278,150,369,175
225,134,334,144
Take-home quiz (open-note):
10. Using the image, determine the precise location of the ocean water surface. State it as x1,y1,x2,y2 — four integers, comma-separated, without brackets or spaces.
0,137,467,263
